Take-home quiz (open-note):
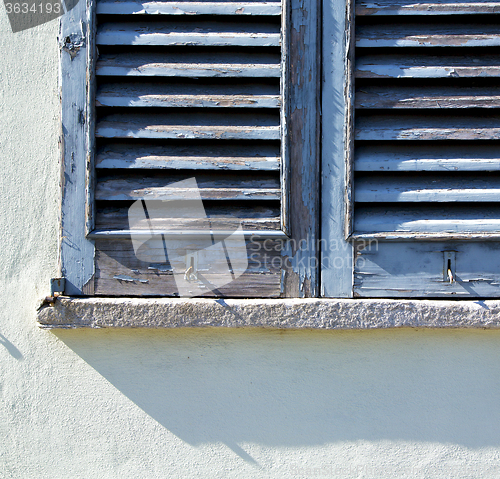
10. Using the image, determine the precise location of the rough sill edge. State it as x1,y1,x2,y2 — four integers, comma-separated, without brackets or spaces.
37,297,500,329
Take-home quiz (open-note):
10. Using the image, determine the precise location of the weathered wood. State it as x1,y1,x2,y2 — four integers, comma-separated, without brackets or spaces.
97,125,280,140
351,0,500,296
96,112,280,140
96,81,280,108
90,229,287,238
356,54,500,78
96,52,281,77
87,0,97,239
96,240,282,273
97,94,280,109
277,0,321,297
92,0,291,300
356,175,500,202
95,271,282,296
94,238,282,296
356,0,500,16
96,142,280,170
280,0,289,234
352,232,500,240
354,242,500,297
96,173,280,200
355,114,500,140
95,203,281,231
97,1,282,16
355,144,500,171
59,0,96,295
355,205,500,234
321,0,354,297
60,0,299,298
344,0,355,238
355,85,500,109
356,23,500,48
97,21,281,46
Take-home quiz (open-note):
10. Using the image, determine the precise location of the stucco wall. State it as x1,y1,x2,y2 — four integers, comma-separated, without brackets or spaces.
1,11,500,479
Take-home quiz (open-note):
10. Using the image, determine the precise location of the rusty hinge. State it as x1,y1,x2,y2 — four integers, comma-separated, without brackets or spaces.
51,278,65,295
42,278,66,307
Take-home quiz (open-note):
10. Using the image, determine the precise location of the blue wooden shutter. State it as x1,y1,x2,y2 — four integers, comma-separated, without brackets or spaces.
352,0,500,297
60,0,320,296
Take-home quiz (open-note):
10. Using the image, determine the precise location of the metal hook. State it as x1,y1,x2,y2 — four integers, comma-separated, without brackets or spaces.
447,264,454,284
443,251,456,284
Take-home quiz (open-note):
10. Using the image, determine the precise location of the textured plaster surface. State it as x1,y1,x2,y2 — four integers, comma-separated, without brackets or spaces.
1,9,500,479
39,297,500,329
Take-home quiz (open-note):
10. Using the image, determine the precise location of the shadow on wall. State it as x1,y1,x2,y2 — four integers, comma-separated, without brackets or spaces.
0,333,23,360
54,328,500,456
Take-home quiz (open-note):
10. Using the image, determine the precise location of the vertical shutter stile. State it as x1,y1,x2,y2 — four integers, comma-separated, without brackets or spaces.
353,0,500,297
91,0,285,296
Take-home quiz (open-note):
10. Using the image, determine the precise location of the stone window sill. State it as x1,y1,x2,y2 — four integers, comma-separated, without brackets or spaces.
37,297,500,329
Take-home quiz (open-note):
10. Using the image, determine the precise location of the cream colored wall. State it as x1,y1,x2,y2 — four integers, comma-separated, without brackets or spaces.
1,12,500,479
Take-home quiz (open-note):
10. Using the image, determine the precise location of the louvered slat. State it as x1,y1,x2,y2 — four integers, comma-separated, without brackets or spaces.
356,23,500,48
355,144,500,171
355,206,500,233
96,173,280,201
356,54,500,78
96,142,280,170
97,21,280,46
96,112,280,140
356,0,500,16
356,175,500,202
355,85,500,109
353,1,500,238
96,52,281,77
95,203,281,230
355,114,500,140
96,82,281,108
97,1,282,16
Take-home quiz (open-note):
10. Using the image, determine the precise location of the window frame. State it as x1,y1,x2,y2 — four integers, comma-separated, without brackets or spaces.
59,0,96,295
320,0,355,297
57,0,500,302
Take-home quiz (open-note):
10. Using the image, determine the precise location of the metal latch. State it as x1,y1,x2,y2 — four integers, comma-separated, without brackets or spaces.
184,252,198,282
443,251,456,284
